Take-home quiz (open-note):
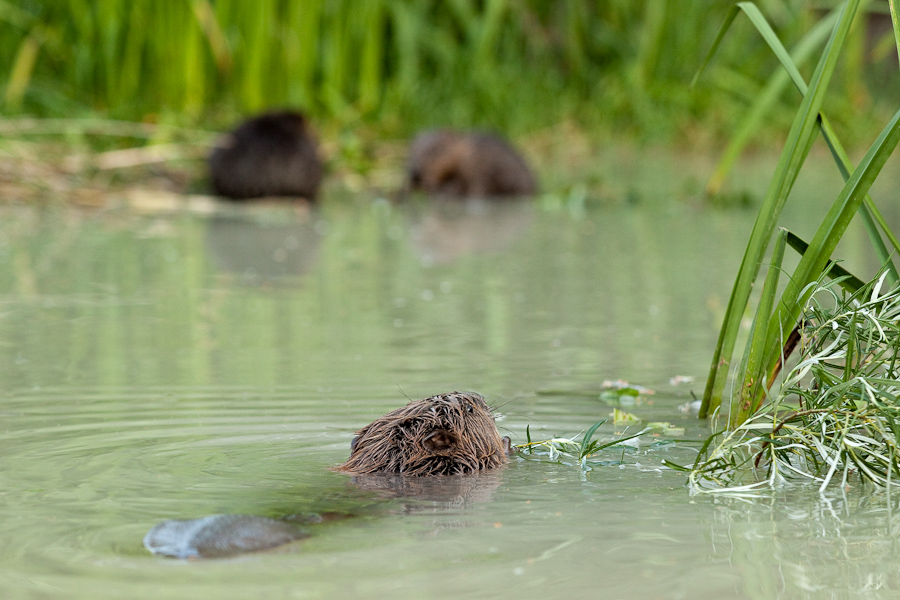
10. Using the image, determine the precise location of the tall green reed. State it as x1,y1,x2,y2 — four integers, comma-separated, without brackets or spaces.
697,0,900,428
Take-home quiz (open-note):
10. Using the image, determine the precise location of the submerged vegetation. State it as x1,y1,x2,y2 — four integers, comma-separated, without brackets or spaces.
692,0,900,490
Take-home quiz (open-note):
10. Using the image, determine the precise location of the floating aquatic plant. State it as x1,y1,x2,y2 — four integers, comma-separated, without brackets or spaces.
515,420,653,471
691,273,900,492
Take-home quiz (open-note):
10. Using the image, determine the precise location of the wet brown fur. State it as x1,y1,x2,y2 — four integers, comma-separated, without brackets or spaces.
209,110,323,200
407,130,536,198
336,392,508,476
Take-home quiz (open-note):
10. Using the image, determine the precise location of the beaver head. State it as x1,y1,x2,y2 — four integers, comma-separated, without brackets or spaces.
336,392,509,476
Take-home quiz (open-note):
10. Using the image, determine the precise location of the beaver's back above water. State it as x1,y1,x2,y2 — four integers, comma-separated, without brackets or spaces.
208,110,323,200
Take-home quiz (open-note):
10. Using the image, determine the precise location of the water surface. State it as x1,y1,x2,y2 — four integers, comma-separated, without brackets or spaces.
3,154,900,599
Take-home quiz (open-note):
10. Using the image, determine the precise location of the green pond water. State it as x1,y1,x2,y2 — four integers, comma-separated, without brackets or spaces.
3,155,900,599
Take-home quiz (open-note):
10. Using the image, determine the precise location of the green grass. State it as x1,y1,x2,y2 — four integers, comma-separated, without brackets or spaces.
0,0,893,142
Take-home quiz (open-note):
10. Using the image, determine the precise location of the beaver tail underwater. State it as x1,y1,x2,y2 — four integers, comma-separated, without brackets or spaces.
406,130,537,199
208,110,323,201
336,391,509,476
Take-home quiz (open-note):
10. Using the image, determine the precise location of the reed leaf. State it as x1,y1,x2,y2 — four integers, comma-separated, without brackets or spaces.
704,8,839,196
5,27,40,109
761,107,900,389
704,1,900,285
732,228,787,428
691,4,742,89
700,0,861,418
820,116,900,287
358,0,385,113
0,1,36,29
890,0,900,65
784,231,866,292
191,0,232,74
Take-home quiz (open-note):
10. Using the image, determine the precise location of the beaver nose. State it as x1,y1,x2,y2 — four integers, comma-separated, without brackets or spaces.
423,429,458,455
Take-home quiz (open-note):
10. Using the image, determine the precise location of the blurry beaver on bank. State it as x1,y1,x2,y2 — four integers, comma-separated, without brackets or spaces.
406,130,537,199
145,391,510,559
208,110,323,200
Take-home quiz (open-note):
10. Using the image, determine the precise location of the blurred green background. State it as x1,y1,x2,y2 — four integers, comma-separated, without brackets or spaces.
1,0,896,145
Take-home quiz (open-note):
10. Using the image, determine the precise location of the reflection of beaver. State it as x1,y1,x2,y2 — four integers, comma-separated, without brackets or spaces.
407,130,537,198
144,392,510,559
208,111,323,200
205,214,322,285
337,392,510,476
349,470,505,511
408,197,535,265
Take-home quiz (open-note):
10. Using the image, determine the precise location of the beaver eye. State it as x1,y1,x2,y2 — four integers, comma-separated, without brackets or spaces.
466,405,473,413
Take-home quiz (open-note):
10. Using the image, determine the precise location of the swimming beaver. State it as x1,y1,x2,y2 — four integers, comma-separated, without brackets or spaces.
208,110,323,200
406,130,537,198
144,391,509,558
337,391,509,476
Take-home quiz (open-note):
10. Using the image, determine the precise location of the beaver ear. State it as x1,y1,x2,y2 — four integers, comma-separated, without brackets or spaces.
350,436,359,453
423,429,458,455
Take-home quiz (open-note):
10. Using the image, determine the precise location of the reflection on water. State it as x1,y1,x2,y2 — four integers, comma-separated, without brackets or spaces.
205,211,322,285
350,470,506,508
1,157,900,598
144,514,311,559
143,471,506,559
701,490,900,597
406,197,534,265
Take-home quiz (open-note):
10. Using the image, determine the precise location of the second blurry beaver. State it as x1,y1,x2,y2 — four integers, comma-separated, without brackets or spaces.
407,130,537,199
208,110,323,201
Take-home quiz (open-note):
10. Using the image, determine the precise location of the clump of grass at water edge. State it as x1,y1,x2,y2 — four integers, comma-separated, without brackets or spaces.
691,272,900,493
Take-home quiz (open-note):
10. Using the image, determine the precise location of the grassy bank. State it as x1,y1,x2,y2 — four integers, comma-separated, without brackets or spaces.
1,1,898,207
1,0,896,143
